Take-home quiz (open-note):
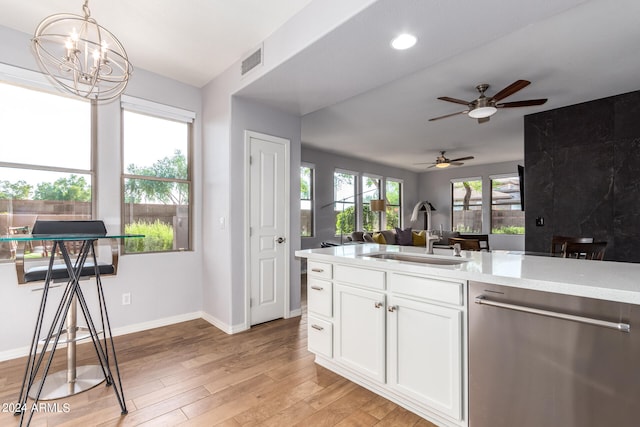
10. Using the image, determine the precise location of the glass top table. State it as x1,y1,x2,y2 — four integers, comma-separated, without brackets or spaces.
0,233,143,241
4,231,143,426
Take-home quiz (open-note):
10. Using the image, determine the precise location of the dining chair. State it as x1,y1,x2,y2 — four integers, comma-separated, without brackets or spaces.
459,234,490,251
551,235,594,255
449,237,482,251
562,241,607,260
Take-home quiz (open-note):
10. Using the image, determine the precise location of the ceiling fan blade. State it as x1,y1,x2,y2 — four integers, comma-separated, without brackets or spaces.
496,99,548,108
428,110,468,121
427,164,437,169
449,156,474,162
478,117,490,124
413,162,436,165
437,96,470,106
491,80,531,101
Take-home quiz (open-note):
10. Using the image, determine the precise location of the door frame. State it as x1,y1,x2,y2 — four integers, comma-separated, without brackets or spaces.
243,130,291,328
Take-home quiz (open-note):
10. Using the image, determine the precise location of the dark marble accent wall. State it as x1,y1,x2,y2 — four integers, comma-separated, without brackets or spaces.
524,90,640,262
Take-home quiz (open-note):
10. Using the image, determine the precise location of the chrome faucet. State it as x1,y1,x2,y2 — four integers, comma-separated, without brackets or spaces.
426,230,440,254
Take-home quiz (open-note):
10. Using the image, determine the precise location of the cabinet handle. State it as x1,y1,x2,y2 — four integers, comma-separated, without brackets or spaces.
311,268,324,273
311,324,324,331
374,302,384,309
388,305,397,312
310,286,323,291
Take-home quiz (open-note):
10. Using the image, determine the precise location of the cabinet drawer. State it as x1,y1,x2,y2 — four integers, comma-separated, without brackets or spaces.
334,264,385,290
308,278,332,317
308,316,333,358
389,273,463,306
308,261,332,279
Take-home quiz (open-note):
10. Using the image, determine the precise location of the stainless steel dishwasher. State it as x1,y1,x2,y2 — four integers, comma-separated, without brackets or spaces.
469,281,640,427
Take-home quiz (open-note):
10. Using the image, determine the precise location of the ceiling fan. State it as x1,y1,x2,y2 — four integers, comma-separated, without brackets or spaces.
429,80,547,124
415,151,474,169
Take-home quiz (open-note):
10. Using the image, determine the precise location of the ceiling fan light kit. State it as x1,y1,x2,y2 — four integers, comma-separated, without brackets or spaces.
414,151,475,169
468,105,497,119
429,80,547,124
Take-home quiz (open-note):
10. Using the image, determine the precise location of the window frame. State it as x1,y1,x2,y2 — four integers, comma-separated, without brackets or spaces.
361,174,382,232
300,163,315,237
333,169,358,237
490,173,524,235
0,70,96,264
451,177,483,233
120,96,195,254
384,178,403,230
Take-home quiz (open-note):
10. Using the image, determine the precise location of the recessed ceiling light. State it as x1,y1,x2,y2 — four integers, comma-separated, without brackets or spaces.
391,34,417,50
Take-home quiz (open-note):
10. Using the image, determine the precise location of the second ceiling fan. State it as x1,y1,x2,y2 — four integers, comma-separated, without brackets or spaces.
429,80,547,124
415,151,474,169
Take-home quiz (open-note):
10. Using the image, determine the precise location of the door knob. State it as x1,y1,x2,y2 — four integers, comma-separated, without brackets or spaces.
276,237,286,244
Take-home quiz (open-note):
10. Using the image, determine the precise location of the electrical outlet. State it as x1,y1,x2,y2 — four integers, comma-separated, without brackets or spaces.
122,293,131,305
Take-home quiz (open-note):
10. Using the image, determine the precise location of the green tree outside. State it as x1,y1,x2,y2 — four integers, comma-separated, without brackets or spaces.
0,180,32,200
125,150,188,204
34,175,91,201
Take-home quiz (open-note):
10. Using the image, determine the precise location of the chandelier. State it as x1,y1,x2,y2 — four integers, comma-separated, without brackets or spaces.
31,0,133,101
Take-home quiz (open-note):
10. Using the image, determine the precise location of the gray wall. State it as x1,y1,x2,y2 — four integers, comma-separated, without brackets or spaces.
230,96,302,324
0,25,204,356
417,160,525,251
301,146,419,249
524,90,640,261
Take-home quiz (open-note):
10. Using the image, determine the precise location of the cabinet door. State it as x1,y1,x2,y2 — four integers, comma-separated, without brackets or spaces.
307,278,332,318
387,296,462,420
334,284,386,383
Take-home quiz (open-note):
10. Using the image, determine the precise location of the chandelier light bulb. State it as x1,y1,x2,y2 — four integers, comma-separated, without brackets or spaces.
31,0,133,102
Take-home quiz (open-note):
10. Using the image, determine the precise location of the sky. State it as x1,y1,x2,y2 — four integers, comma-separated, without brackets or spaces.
0,82,187,193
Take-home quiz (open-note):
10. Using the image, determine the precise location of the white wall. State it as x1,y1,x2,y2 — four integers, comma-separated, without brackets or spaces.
418,160,525,251
301,146,420,249
0,25,203,357
200,0,378,332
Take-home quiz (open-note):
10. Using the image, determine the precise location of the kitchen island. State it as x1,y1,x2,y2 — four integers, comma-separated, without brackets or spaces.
295,244,640,427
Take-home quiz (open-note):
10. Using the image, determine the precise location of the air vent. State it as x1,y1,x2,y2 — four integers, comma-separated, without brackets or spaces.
241,45,263,76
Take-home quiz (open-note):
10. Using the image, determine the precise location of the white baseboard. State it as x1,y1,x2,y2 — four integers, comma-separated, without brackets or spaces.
0,311,200,362
288,308,302,318
0,310,278,362
201,312,249,334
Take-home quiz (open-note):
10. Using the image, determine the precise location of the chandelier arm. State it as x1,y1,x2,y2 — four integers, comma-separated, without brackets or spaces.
31,0,132,102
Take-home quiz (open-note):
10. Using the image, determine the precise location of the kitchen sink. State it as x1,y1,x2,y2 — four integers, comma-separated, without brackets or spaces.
362,253,468,265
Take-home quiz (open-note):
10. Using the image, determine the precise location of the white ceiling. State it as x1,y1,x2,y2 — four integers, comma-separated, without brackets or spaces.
0,0,313,87
1,0,639,172
237,0,640,171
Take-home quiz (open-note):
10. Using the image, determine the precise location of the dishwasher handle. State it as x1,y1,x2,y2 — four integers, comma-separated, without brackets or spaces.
475,296,631,333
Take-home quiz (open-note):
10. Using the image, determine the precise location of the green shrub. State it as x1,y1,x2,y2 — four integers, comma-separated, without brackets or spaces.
492,226,525,235
125,220,174,252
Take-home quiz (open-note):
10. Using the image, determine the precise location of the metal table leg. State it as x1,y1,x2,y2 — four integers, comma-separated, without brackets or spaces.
16,239,127,426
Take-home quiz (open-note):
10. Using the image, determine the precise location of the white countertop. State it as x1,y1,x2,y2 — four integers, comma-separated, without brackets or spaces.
296,244,640,305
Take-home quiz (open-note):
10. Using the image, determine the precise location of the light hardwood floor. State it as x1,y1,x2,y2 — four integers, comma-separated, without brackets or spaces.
0,281,437,427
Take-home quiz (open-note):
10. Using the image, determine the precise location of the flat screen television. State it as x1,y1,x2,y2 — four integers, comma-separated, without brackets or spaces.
517,164,525,211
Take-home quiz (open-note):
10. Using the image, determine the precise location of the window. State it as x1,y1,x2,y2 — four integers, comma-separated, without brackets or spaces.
300,165,314,237
122,99,194,253
452,178,483,233
491,175,524,234
0,81,92,262
385,179,402,230
334,170,356,236
362,175,381,231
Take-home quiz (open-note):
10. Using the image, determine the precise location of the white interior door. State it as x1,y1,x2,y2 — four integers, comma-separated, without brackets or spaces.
248,132,289,325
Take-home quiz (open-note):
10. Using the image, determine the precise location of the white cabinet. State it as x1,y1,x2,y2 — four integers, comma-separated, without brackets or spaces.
307,262,334,358
334,284,386,383
308,316,333,358
305,260,466,427
307,278,332,317
387,295,462,421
